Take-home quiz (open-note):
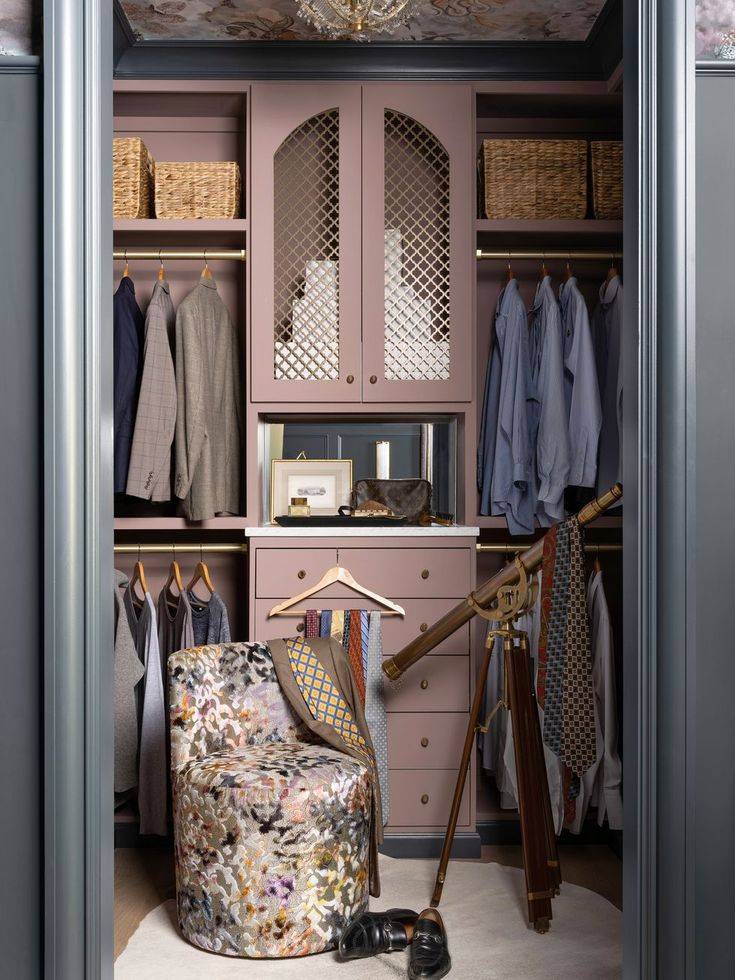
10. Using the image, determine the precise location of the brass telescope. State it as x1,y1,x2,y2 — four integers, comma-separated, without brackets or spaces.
382,482,623,680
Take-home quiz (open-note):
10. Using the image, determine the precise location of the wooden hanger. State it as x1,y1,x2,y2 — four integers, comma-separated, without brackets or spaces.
563,254,573,282
605,254,619,284
163,544,184,596
123,249,129,279
540,253,549,279
506,253,515,282
187,546,215,598
129,547,148,601
268,561,405,618
593,545,602,576
157,250,165,282
202,249,213,280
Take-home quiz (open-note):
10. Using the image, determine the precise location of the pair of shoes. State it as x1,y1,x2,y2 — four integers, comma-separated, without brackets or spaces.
339,906,451,979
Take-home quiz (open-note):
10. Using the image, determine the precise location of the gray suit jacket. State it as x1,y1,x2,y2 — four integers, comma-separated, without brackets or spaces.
126,279,177,501
174,276,242,521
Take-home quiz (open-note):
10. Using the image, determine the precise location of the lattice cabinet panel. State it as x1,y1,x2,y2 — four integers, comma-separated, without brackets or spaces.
250,84,362,403
383,110,451,383
274,110,341,382
362,85,473,403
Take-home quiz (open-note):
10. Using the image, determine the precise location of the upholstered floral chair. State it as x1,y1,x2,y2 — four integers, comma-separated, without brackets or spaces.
168,640,371,958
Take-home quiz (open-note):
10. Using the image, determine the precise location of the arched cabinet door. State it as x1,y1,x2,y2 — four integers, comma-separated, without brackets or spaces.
250,84,362,402
361,85,473,403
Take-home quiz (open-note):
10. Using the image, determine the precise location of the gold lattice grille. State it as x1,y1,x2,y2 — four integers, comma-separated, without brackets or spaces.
384,110,451,382
274,110,340,381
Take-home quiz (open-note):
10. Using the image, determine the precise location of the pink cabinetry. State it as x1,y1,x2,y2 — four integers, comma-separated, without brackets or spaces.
249,82,473,406
248,532,477,835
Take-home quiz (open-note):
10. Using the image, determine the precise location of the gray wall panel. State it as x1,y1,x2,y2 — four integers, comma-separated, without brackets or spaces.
0,68,41,978
695,74,735,979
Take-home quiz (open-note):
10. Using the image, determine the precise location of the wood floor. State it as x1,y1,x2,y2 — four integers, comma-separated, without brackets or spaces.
114,843,622,961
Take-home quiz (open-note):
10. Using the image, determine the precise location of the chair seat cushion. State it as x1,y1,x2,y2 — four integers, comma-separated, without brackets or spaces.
173,741,372,958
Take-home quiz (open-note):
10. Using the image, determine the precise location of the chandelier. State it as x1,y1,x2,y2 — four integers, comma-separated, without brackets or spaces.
295,0,418,41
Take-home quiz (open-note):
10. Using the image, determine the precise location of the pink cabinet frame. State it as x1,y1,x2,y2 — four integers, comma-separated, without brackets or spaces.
361,84,474,403
250,83,363,403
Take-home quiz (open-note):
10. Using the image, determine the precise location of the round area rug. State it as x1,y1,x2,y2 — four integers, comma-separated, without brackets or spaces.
115,856,621,979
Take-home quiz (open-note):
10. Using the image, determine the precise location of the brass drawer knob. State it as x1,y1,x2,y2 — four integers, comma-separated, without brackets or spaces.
420,679,429,690
421,569,430,580
421,794,429,805
297,569,306,580
346,374,354,384
369,375,377,384
296,622,305,633
419,622,428,632
420,737,429,748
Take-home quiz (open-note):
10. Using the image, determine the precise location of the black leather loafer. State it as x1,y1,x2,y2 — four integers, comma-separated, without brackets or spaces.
408,907,451,979
338,908,418,960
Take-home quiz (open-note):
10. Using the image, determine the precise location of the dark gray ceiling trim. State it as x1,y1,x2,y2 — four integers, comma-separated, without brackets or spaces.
113,0,136,68
0,55,41,72
696,59,735,74
113,0,622,81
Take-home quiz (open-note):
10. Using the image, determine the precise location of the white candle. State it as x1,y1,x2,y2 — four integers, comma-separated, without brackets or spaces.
375,441,390,479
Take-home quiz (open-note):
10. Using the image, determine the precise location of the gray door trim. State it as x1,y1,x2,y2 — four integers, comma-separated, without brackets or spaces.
42,0,698,976
43,0,114,977
623,1,696,976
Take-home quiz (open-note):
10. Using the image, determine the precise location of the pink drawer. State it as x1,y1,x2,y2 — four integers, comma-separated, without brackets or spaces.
387,713,468,769
251,598,469,656
255,548,337,598
383,656,469,712
338,547,471,598
387,769,470,828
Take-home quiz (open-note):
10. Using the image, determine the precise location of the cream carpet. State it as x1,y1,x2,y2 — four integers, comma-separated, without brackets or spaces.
115,856,621,979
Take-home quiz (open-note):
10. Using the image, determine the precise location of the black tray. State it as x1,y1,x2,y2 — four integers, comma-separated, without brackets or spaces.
274,515,409,528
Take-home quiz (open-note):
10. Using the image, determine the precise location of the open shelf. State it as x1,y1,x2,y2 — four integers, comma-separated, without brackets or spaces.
114,218,247,234
476,218,622,237
114,517,248,531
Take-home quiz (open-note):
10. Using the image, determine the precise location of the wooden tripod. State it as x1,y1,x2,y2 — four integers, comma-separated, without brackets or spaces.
429,559,560,932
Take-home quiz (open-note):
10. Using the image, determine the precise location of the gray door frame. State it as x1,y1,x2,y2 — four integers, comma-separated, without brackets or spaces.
41,1,696,976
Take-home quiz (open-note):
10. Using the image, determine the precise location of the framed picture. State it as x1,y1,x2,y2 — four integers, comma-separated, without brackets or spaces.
270,458,353,522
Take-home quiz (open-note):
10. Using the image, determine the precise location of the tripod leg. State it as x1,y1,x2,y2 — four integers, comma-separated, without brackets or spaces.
505,636,553,932
521,637,562,893
430,637,493,907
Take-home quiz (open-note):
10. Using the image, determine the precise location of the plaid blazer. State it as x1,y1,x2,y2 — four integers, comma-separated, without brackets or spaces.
126,279,177,501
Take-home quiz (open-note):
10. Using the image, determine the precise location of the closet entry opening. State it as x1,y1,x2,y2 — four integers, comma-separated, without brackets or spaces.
110,16,624,975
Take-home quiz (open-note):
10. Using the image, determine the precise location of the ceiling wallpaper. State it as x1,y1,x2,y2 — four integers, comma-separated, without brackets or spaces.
119,0,609,44
697,1,735,57
0,0,37,55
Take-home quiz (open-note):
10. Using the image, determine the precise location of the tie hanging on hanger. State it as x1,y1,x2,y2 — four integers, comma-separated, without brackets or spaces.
267,560,405,618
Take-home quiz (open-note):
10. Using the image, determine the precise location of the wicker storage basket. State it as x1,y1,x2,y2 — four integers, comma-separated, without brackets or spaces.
113,137,153,218
591,141,623,220
482,138,587,220
154,161,241,219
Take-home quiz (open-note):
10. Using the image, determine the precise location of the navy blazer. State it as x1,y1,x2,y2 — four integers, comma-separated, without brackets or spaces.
114,276,144,493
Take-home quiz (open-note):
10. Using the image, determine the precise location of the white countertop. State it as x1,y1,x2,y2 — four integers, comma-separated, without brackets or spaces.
245,524,479,538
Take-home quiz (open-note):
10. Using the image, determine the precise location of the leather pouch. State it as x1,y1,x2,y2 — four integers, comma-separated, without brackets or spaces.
351,478,432,525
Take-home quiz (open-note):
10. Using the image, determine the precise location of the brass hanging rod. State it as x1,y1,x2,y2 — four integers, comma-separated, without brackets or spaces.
114,543,248,555
477,542,621,553
113,249,247,262
476,249,622,261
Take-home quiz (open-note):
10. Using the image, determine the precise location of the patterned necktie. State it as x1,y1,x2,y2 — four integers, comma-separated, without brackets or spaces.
285,637,369,759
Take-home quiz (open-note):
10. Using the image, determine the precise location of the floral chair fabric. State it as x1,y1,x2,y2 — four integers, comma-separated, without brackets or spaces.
168,641,371,958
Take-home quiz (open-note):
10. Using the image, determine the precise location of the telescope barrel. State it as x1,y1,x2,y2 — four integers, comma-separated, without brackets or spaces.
382,483,622,680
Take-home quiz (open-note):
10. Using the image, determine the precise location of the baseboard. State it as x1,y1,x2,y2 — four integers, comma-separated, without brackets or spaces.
477,818,618,847
380,832,481,859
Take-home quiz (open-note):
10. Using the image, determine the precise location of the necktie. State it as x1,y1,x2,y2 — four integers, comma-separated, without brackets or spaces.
305,609,320,639
347,610,366,705
365,612,390,826
285,637,369,759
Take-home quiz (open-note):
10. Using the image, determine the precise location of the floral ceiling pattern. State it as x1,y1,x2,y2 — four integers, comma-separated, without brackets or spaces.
0,0,37,55
119,0,609,43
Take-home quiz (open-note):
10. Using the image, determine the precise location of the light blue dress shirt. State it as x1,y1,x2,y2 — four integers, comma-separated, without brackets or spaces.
529,276,570,526
477,278,535,535
559,276,602,488
593,275,623,494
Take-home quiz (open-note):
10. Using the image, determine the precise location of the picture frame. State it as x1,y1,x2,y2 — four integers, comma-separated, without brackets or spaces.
270,458,353,522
